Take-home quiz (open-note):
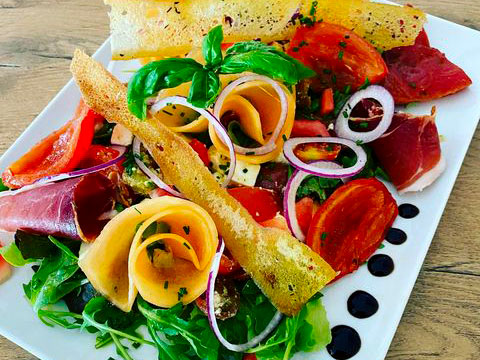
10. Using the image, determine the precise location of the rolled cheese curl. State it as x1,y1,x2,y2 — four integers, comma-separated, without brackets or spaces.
209,78,296,164
79,196,218,312
128,200,218,308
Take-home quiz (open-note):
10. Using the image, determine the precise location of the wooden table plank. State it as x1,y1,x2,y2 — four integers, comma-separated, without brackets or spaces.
0,1,478,359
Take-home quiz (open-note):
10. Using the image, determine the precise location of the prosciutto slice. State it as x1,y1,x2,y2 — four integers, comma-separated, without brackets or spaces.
371,109,444,193
0,173,115,241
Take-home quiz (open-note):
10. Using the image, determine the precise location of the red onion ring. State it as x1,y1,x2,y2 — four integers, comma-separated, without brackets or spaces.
132,137,184,198
150,96,236,187
335,85,394,143
0,146,126,199
283,161,345,242
283,137,367,178
213,75,289,156
207,237,283,352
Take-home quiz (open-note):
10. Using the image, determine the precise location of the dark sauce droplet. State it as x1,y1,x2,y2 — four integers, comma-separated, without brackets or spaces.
385,227,407,245
347,290,379,319
327,325,361,360
398,203,419,219
368,254,394,277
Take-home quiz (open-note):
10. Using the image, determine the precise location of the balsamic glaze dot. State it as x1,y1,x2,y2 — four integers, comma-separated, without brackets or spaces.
385,227,407,245
347,290,379,319
368,254,394,277
398,203,419,219
327,325,361,359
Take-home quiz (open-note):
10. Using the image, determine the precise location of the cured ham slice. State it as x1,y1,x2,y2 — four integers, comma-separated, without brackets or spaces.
383,44,472,104
371,109,444,193
0,173,115,241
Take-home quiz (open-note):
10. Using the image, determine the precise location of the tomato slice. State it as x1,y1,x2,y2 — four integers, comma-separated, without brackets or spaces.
295,197,315,235
291,120,330,137
320,88,334,115
77,145,120,168
293,142,341,162
227,187,280,222
189,139,210,167
306,178,398,280
287,22,388,90
2,99,96,188
218,253,242,275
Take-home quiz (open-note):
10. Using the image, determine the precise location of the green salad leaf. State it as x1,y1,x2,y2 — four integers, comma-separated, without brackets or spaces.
296,176,342,202
0,179,9,192
0,242,36,267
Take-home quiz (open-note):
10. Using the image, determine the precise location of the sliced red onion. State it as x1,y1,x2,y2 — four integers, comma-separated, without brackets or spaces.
283,161,345,242
132,137,184,198
213,75,289,156
150,96,236,187
335,85,394,143
207,237,283,352
0,146,126,199
283,137,367,178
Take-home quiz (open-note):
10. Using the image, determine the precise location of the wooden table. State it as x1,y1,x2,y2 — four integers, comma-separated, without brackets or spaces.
0,1,478,359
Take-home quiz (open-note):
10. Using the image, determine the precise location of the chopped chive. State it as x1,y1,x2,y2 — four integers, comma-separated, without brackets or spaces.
134,207,142,215
339,41,347,48
282,134,288,142
321,232,328,240
338,50,344,60
183,225,190,235
183,242,191,249
164,281,169,289
162,110,173,116
246,151,255,155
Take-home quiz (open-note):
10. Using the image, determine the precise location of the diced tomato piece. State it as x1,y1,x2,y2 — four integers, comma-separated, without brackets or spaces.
243,354,257,360
150,188,174,198
320,88,334,115
287,22,388,90
189,139,210,167
414,29,430,47
293,142,341,162
228,187,280,222
307,178,398,280
259,214,290,232
291,120,330,137
295,197,314,235
383,45,472,104
2,99,96,189
218,253,242,275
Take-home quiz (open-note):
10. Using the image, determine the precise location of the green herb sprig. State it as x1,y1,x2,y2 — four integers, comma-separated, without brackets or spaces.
127,25,316,120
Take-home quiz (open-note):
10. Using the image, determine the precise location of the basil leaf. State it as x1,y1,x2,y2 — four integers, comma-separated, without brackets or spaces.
127,58,203,119
202,25,223,69
0,179,9,192
220,50,315,85
187,69,221,108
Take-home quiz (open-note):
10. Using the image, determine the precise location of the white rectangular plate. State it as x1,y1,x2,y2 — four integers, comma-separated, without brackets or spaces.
1,11,479,360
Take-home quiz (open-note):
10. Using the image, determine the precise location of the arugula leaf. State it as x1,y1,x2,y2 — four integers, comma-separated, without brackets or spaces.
138,297,219,360
0,241,37,267
187,69,221,108
128,58,203,119
23,236,83,312
0,179,9,192
38,309,83,330
203,25,223,68
296,176,341,202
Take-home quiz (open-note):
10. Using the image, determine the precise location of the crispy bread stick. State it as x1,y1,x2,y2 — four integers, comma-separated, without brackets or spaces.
71,50,335,315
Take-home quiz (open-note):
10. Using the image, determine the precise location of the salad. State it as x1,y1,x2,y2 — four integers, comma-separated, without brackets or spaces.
0,0,472,359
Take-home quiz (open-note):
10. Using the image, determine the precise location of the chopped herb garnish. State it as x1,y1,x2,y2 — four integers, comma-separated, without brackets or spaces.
408,82,417,89
134,207,142,215
183,226,190,235
299,40,308,47
282,134,288,142
355,140,364,145
359,77,371,90
242,168,248,173
339,41,347,48
114,203,125,212
177,287,188,301
183,242,191,250
323,68,332,75
338,50,344,60
342,110,349,118
292,47,300,52
321,232,328,240
359,122,369,128
378,243,385,249
246,151,255,155
164,281,169,289
162,110,173,116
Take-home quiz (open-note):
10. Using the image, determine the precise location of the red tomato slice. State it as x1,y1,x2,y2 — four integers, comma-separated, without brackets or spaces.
228,187,280,222
382,45,472,104
259,214,290,232
296,197,314,235
189,139,210,167
218,253,242,275
287,22,388,90
293,142,341,162
291,120,330,137
0,246,12,284
2,99,96,188
243,354,257,360
77,145,120,168
307,178,398,280
320,88,334,115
